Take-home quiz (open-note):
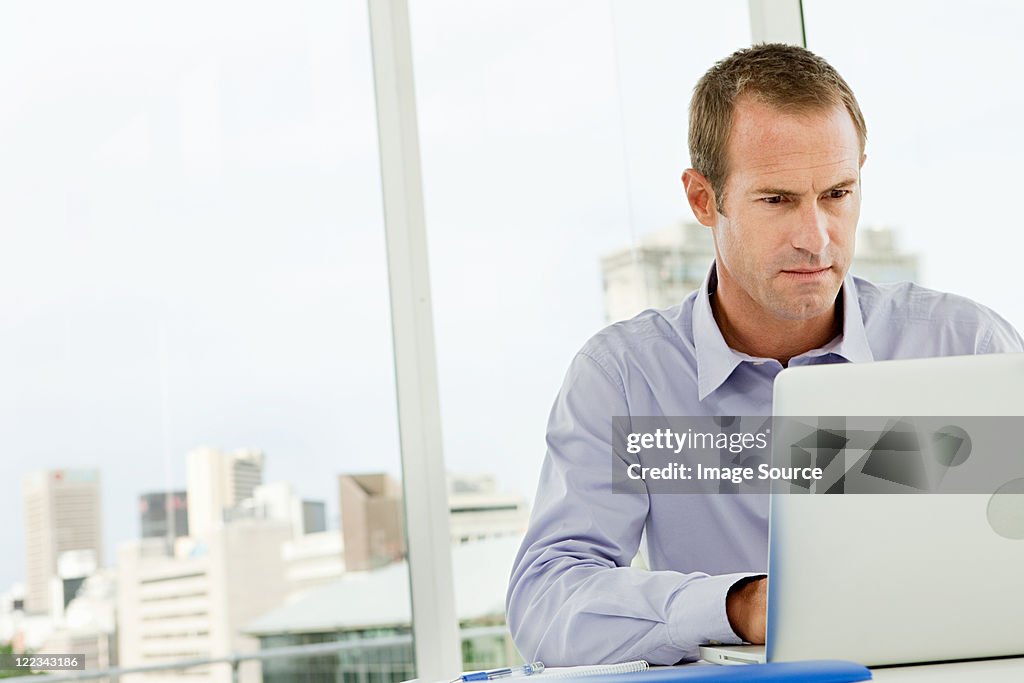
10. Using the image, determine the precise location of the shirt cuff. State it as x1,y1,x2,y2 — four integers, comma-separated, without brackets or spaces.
665,572,766,660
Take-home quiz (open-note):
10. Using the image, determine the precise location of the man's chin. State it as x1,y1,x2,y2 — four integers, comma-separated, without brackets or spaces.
765,292,839,322
765,274,843,319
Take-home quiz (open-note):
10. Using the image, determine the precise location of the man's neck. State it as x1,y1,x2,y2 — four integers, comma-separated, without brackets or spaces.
710,283,843,368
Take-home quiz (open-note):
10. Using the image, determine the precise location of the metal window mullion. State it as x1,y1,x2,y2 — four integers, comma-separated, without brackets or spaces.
748,0,806,46
366,1,462,681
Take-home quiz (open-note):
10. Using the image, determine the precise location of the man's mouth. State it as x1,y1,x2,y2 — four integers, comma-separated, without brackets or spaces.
781,266,831,280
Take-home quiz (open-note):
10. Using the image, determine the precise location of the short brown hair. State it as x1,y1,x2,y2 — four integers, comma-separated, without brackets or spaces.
688,43,867,212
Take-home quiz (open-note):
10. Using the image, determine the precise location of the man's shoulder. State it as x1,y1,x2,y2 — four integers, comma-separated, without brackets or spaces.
854,276,1023,354
577,297,698,376
856,276,1000,323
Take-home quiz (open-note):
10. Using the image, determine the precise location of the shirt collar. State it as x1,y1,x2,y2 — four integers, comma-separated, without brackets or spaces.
693,263,874,401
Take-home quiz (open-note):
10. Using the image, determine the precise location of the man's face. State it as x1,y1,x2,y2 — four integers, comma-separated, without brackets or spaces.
712,97,864,321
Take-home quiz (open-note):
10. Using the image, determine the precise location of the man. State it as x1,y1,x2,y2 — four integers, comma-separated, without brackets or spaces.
505,43,1023,665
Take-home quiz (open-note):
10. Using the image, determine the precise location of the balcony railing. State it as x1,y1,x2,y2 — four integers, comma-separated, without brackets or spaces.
6,625,512,683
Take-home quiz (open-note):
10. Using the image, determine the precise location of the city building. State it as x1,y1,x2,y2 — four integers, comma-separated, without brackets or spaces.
223,482,326,538
139,491,189,540
54,550,98,615
601,222,716,324
22,469,103,615
600,222,920,322
338,473,531,571
281,531,345,598
186,448,264,539
218,481,340,598
447,474,530,545
244,536,523,683
849,225,922,285
0,582,58,656
303,501,327,535
37,568,118,674
116,519,293,683
338,474,405,572
111,464,525,682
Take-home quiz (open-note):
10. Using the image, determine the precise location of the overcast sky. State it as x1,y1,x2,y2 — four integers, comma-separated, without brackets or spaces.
2,0,1022,594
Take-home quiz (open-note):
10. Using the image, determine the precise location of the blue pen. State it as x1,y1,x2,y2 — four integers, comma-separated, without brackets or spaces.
451,662,545,682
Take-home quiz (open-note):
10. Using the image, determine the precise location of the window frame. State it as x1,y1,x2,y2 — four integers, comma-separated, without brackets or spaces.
370,1,805,678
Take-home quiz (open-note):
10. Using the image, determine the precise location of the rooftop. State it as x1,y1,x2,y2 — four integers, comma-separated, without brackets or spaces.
244,535,522,636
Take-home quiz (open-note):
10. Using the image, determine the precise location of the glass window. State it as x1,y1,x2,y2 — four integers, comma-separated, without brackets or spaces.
804,0,1024,331
409,0,751,667
1,2,414,681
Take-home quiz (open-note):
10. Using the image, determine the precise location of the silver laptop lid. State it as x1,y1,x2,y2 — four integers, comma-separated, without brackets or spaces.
768,353,1024,666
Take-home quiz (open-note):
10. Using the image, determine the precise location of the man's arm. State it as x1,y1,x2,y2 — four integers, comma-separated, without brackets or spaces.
506,352,761,665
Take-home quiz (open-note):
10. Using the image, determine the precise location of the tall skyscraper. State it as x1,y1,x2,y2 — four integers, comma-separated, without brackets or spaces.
139,491,189,540
186,448,264,539
600,222,920,322
22,469,102,615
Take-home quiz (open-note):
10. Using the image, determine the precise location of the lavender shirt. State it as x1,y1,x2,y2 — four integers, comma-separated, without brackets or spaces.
506,264,1023,665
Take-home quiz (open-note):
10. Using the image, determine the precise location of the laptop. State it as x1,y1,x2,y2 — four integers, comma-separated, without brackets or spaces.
701,353,1024,666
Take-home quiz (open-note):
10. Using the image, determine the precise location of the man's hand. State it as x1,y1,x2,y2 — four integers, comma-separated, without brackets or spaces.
726,576,767,644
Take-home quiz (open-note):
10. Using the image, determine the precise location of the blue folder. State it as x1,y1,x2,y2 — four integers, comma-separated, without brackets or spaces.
565,661,870,683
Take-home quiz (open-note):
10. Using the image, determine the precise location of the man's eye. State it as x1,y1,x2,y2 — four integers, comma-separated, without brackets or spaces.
828,189,850,199
761,196,784,204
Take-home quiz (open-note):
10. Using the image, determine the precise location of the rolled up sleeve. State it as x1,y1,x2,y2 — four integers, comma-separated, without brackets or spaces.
506,352,758,665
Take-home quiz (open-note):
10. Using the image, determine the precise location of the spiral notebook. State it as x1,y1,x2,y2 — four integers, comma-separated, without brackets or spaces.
539,661,649,679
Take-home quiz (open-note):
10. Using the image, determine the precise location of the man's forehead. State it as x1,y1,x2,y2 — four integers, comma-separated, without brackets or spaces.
739,151,861,191
726,97,862,189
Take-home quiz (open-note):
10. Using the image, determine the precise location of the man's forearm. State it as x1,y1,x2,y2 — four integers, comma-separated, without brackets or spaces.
508,540,763,664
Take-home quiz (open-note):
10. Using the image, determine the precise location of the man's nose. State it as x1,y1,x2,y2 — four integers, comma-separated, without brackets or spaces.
791,201,830,256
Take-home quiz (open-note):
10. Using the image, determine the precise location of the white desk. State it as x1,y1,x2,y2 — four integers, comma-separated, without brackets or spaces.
423,656,1024,683
870,656,1024,681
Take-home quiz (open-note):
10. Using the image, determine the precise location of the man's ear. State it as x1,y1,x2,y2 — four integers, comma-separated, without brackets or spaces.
682,169,718,227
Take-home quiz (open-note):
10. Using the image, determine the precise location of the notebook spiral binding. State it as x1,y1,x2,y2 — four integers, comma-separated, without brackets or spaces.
542,661,649,679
